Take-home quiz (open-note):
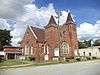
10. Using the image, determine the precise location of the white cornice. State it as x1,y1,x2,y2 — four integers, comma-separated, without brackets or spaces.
29,26,37,39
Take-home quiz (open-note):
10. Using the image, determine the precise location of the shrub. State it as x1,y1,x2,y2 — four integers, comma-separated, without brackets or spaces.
92,57,96,59
86,57,91,60
76,58,81,61
66,59,70,62
28,56,35,61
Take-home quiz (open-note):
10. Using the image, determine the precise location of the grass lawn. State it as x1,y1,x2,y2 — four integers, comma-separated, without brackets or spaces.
0,60,60,69
0,58,99,69
32,61,59,66
0,60,29,67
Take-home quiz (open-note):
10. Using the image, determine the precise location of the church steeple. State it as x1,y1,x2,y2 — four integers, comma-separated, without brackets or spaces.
48,15,57,25
65,12,74,24
45,15,57,28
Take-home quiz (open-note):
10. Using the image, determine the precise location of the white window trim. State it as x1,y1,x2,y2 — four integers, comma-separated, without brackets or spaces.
31,46,33,55
29,26,37,39
47,45,49,54
44,45,49,54
44,45,45,53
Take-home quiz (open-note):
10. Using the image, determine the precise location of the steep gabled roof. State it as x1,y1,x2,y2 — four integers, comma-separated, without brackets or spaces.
45,15,57,28
48,15,57,25
67,12,73,21
30,26,45,43
65,12,74,24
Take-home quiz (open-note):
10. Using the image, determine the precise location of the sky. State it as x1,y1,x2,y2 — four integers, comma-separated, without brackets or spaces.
34,0,100,24
0,0,100,46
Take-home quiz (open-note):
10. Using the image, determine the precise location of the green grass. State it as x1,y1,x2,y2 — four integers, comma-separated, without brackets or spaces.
0,60,60,69
0,58,99,69
32,61,59,66
0,60,29,67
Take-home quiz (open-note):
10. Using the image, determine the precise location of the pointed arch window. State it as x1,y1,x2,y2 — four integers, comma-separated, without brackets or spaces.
44,44,49,54
61,42,69,54
62,31,68,37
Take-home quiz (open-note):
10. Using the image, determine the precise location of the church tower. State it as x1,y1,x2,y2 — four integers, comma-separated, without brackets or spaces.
44,15,58,60
61,12,78,58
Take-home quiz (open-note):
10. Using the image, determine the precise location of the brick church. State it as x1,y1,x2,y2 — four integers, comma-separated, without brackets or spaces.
21,12,78,62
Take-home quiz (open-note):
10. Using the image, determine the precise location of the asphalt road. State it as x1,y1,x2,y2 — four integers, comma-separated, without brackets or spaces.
0,60,100,75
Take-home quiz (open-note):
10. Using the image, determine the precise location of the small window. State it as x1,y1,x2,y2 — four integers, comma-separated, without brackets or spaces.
83,52,85,56
89,53,91,56
63,31,68,38
45,45,49,54
45,46,47,54
98,48,100,52
63,31,67,35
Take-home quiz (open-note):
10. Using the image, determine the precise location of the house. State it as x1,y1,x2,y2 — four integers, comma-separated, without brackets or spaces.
3,46,22,60
21,12,78,62
75,46,100,58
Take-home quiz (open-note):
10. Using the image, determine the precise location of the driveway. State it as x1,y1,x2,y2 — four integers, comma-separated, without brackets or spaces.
0,60,100,75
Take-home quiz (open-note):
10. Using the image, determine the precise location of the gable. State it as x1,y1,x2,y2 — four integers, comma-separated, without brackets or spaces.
21,26,37,45
29,26,45,43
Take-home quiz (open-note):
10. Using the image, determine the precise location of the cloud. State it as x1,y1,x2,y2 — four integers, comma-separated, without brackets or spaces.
0,0,32,19
77,21,100,40
0,19,11,30
10,3,69,46
6,2,100,46
2,1,99,46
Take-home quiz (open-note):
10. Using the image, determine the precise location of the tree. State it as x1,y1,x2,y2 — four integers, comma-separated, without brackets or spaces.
83,40,91,47
0,29,12,51
78,41,86,49
94,39,100,46
78,40,92,49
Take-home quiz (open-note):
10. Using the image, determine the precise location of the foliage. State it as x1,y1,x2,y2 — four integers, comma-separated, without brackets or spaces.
0,29,12,50
78,39,100,49
92,57,97,59
78,40,95,49
86,57,91,60
75,57,81,61
28,56,35,61
94,39,100,46
0,60,28,66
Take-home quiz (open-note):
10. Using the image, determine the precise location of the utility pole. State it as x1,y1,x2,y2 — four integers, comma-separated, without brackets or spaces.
55,11,62,62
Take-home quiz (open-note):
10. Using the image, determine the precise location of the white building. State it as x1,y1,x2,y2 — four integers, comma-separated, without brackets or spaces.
0,51,5,56
75,46,100,58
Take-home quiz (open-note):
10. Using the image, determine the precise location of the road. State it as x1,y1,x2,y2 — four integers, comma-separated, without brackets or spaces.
0,60,100,75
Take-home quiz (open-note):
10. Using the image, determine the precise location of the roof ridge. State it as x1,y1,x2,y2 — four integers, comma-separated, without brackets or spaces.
29,26,45,43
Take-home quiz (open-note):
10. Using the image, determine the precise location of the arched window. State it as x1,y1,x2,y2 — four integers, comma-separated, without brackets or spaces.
63,31,66,35
61,42,69,54
62,31,68,37
44,44,49,54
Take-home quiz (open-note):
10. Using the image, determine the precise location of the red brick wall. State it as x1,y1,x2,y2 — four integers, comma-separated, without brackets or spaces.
21,22,78,61
21,27,44,62
61,23,78,58
45,26,58,60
